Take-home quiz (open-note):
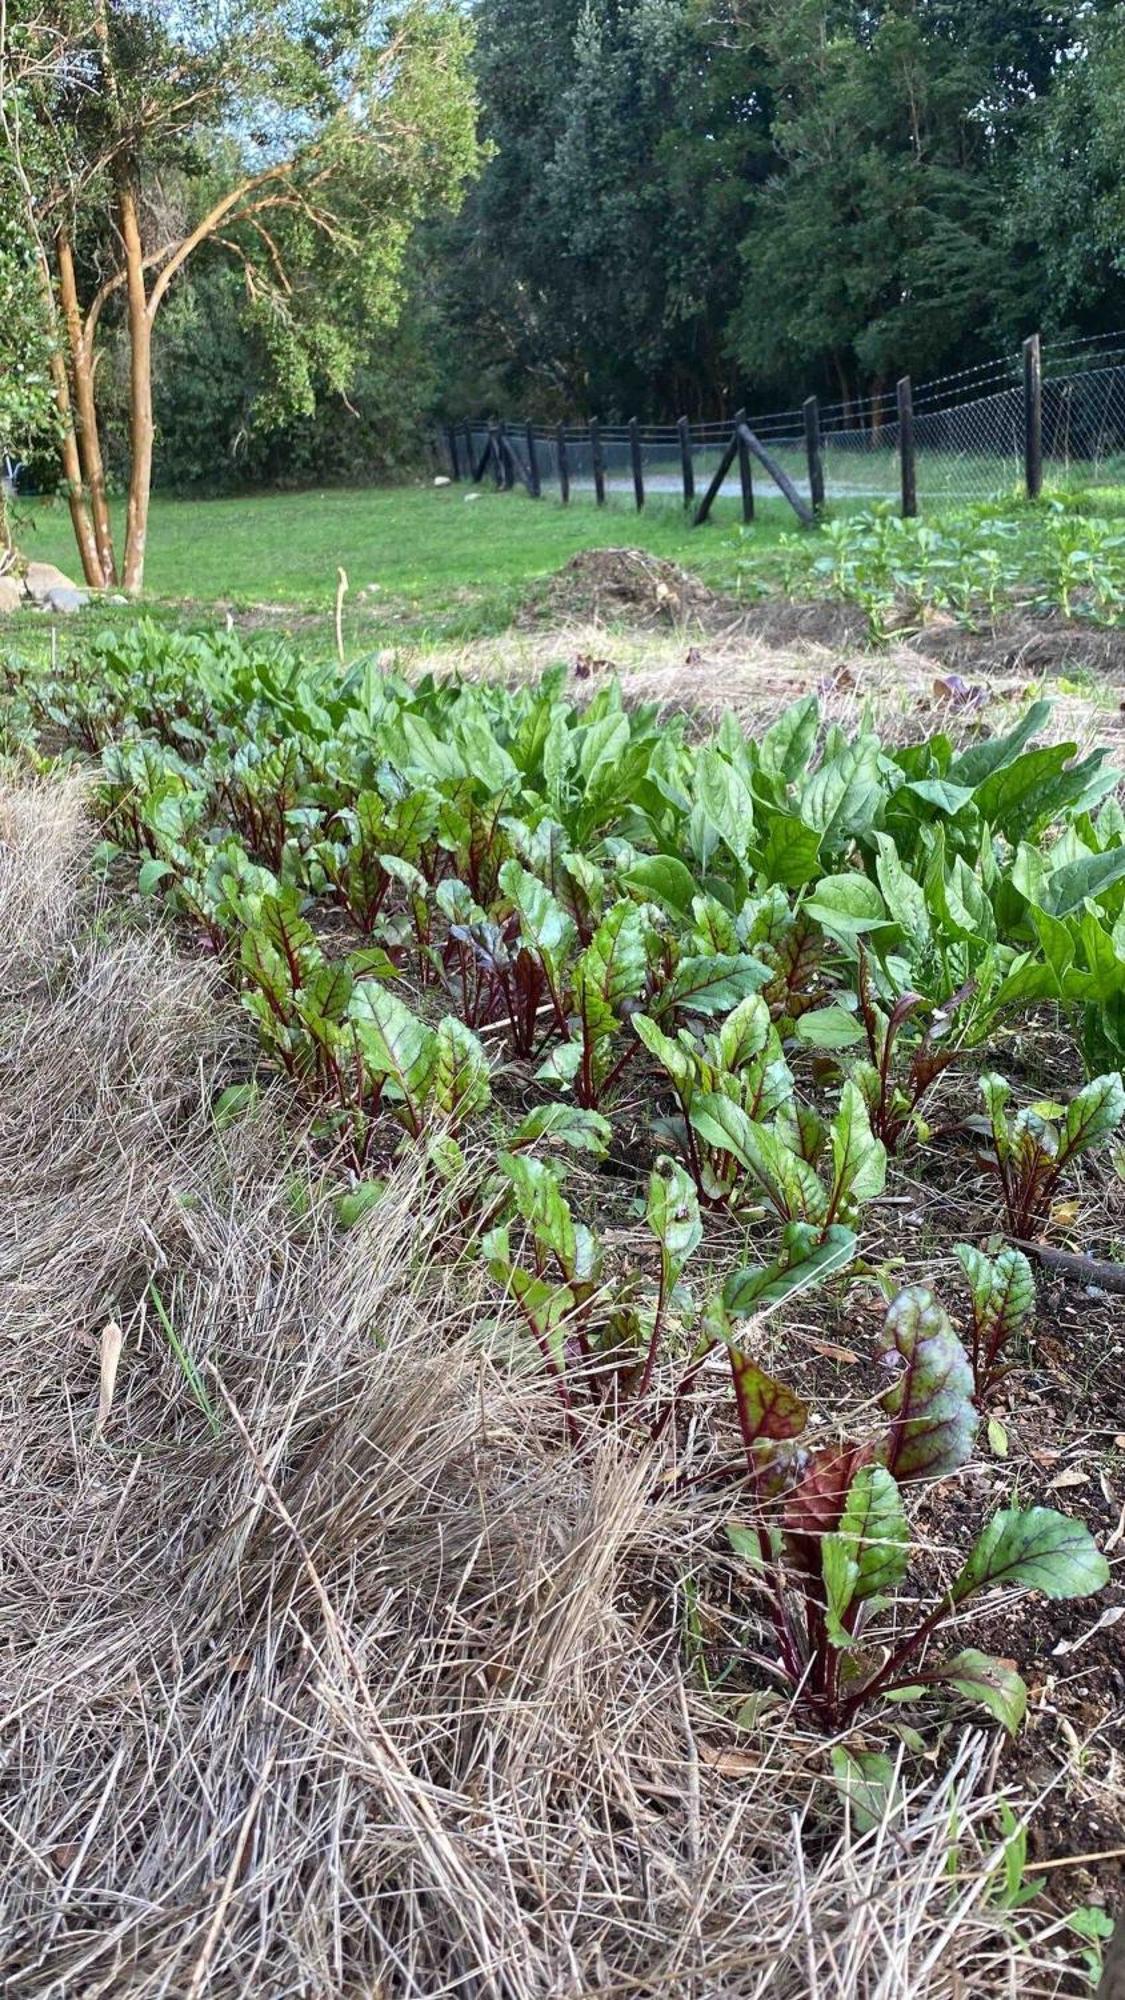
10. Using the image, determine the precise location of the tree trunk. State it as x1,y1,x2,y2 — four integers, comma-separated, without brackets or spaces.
56,225,117,586
35,247,102,587
117,175,154,595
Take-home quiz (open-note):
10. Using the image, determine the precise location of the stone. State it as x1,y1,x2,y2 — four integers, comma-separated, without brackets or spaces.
0,574,24,613
43,585,88,614
433,474,451,486
25,560,81,606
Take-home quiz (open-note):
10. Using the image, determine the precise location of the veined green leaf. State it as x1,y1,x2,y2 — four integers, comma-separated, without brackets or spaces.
349,982,436,1095
646,1157,702,1270
794,1004,866,1050
658,952,771,1017
876,1286,977,1482
822,1464,910,1643
928,1650,1028,1734
952,1507,1109,1604
758,696,819,783
432,1016,491,1123
620,854,698,916
947,699,1052,789
829,1748,901,1834
723,1221,857,1314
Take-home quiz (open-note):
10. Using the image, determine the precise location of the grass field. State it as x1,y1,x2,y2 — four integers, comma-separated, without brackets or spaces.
15,481,797,627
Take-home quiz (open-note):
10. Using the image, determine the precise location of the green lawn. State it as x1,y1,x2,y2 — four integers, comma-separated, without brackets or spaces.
13,475,1125,662
15,481,801,632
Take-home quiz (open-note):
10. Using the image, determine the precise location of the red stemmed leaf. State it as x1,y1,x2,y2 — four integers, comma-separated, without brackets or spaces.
728,1348,809,1447
783,1441,873,1576
876,1286,977,1483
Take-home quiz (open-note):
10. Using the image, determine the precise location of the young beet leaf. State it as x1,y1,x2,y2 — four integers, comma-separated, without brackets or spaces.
538,898,650,1107
874,1286,979,1481
634,995,793,1202
726,1286,1106,1731
688,1076,885,1230
981,1070,1125,1237
955,1243,1035,1401
484,1156,703,1425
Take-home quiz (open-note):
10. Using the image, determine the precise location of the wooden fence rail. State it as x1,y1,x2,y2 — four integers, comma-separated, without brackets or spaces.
443,336,1050,523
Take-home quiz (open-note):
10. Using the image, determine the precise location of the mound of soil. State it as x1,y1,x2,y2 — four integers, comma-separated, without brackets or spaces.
523,547,730,628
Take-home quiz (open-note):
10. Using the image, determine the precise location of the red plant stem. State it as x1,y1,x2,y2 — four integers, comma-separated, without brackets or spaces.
836,1594,954,1724
636,1259,668,1400
647,1341,715,1443
512,1300,580,1446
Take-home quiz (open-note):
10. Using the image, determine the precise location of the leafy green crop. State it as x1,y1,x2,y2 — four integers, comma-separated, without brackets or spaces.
725,1287,1107,1731
980,1071,1125,1239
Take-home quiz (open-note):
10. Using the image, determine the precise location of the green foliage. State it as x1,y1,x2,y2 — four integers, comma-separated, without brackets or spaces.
431,0,1104,419
726,1286,1107,1732
955,1242,1036,1401
980,1070,1125,1239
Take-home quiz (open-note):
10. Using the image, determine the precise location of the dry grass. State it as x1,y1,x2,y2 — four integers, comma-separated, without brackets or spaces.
406,610,1125,768
0,776,1100,1998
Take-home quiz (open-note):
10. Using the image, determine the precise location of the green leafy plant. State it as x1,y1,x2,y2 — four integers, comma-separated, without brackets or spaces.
724,1287,1108,1731
979,1071,1125,1239
798,942,974,1153
686,1075,887,1230
955,1242,1036,1402
634,994,793,1202
239,892,489,1163
483,1155,702,1435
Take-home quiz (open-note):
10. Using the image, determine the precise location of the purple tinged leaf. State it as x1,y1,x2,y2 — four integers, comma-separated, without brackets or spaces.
727,1349,808,1451
876,1286,977,1483
783,1442,873,1576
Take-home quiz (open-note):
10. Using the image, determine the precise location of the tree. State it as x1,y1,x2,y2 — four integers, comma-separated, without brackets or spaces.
726,0,1083,404
1,0,478,591
432,0,769,420
1009,4,1125,334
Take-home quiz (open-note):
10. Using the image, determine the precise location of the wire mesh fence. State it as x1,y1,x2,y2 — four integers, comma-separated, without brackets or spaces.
452,334,1125,518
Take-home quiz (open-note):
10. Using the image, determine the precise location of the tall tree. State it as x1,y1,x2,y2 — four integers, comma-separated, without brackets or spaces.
1,0,478,590
726,0,1082,403
434,0,769,420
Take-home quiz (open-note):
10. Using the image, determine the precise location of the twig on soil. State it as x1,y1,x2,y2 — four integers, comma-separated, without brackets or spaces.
1008,1237,1125,1296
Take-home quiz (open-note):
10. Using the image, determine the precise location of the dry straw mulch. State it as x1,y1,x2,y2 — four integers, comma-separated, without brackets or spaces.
0,774,1100,1998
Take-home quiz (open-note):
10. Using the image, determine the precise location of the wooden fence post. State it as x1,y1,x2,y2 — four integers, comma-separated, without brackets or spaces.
735,408,754,523
1023,333,1042,500
462,420,473,480
446,425,460,481
629,418,645,510
590,419,606,506
693,423,740,526
486,420,501,488
802,396,824,512
557,423,570,504
737,422,814,526
525,422,541,498
677,417,694,509
498,420,514,490
897,376,917,518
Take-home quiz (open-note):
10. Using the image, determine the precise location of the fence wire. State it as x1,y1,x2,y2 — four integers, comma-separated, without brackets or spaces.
453,339,1125,514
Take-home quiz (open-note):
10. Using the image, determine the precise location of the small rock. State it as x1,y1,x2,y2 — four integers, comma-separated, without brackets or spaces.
109,593,129,606
434,475,451,487
464,491,480,503
0,575,23,614
43,585,88,614
25,560,81,605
